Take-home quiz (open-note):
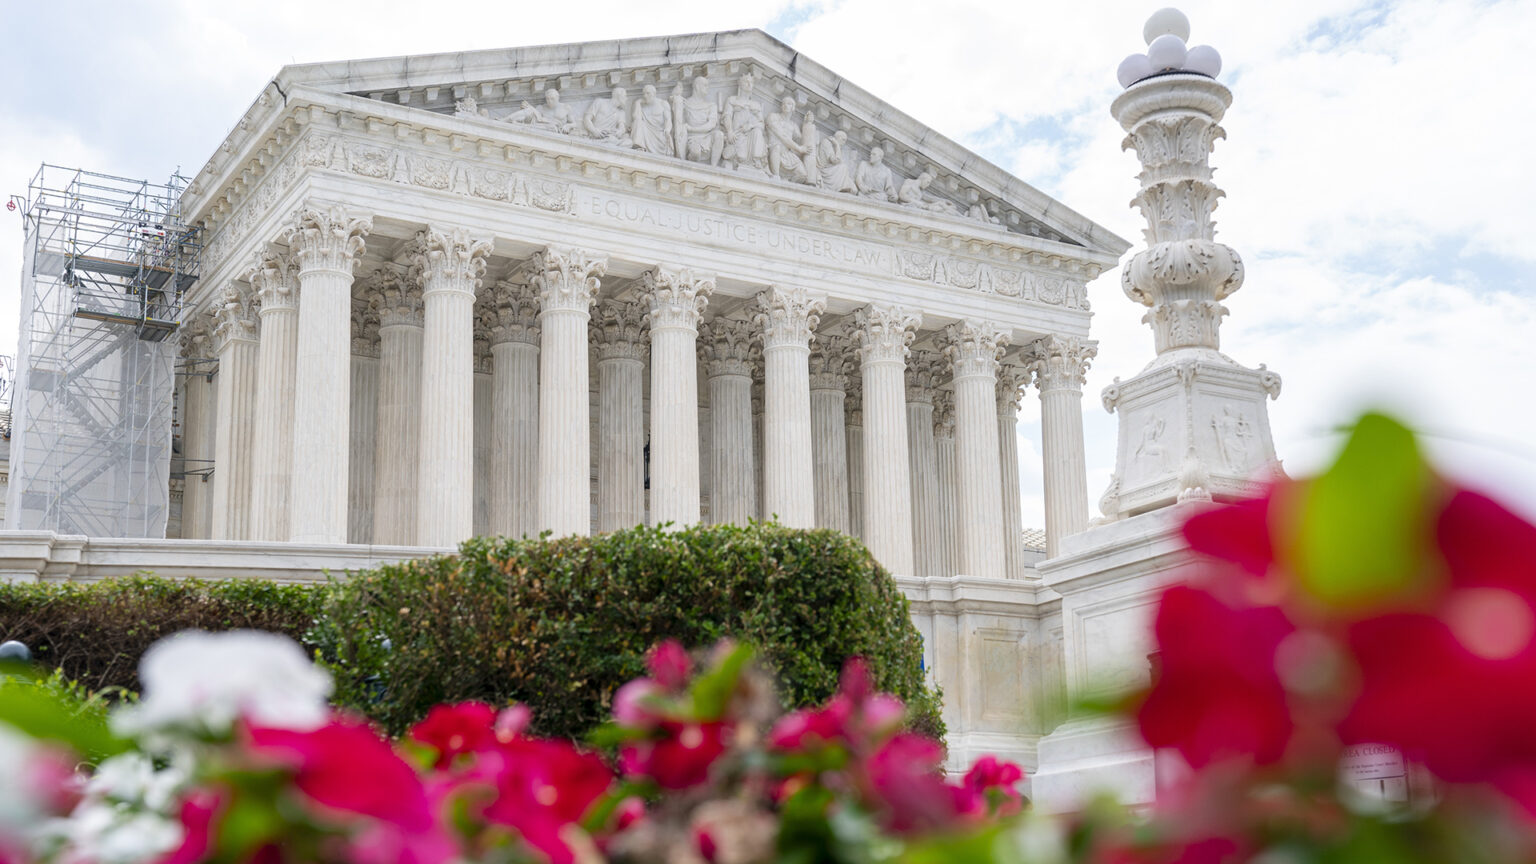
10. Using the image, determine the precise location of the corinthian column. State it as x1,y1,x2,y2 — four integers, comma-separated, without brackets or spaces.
855,304,921,575
247,248,300,541
488,278,541,538
944,321,1010,580
809,335,853,534
845,374,865,543
933,392,959,578
905,352,943,579
700,319,757,526
645,267,714,529
412,226,492,548
996,363,1029,578
592,299,648,532
180,322,215,540
372,265,423,545
1029,335,1096,557
473,319,494,538
756,286,825,529
348,290,380,544
210,285,260,541
286,203,371,544
535,247,607,537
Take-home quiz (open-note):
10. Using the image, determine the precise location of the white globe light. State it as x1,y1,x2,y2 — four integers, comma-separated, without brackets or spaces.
1147,34,1189,72
1183,44,1223,77
1117,53,1155,88
1143,7,1192,45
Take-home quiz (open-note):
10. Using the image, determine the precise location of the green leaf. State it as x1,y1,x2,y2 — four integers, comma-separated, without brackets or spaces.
1290,412,1440,607
689,641,755,720
0,676,129,760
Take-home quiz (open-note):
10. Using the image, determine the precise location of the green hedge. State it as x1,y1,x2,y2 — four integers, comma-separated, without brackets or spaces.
0,575,321,694
311,522,942,741
0,523,942,743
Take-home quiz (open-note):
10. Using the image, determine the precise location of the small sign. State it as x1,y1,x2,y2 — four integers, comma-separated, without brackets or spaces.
1341,743,1405,781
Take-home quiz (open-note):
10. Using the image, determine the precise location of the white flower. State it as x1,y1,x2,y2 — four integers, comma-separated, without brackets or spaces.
112,630,333,738
39,754,189,864
0,722,43,830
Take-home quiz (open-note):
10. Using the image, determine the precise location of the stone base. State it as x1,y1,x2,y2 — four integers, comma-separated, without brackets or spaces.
1031,716,1155,813
1100,347,1280,518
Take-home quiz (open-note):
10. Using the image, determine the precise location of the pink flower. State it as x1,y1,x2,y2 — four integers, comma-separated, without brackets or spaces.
246,718,434,831
861,733,959,834
158,787,224,864
647,640,692,692
1137,586,1296,769
612,678,664,730
620,721,730,790
482,737,613,864
494,704,532,742
962,756,1025,817
768,657,906,754
409,701,497,769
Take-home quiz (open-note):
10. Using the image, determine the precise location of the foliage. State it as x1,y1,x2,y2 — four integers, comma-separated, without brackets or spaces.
310,521,943,742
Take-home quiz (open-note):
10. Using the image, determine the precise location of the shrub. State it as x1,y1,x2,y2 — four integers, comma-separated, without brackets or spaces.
310,521,943,741
0,575,321,694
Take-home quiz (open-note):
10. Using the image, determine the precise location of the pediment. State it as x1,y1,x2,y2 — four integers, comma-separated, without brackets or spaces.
269,30,1127,258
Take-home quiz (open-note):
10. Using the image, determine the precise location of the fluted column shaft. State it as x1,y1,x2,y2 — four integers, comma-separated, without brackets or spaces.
287,205,371,544
934,400,960,578
701,319,756,526
846,415,865,541
810,388,849,533
856,305,920,576
210,296,259,541
473,366,493,537
180,337,214,540
907,399,941,578
536,248,607,537
758,286,824,529
593,300,647,532
646,268,713,528
248,252,300,541
491,338,538,537
996,367,1028,578
947,321,1009,580
348,353,379,544
1032,336,1096,557
373,318,423,544
413,228,491,547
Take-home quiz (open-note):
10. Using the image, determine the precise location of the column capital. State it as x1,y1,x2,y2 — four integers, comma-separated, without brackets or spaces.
809,334,857,392
284,202,371,275
474,292,496,373
643,266,715,332
1027,334,1098,393
905,350,944,405
591,299,650,362
854,304,921,366
489,277,542,346
247,246,299,313
179,316,213,362
212,283,259,350
372,265,424,328
997,362,1030,415
699,317,759,378
351,287,381,358
533,246,607,314
755,285,826,351
413,226,493,297
845,373,864,426
942,320,1010,381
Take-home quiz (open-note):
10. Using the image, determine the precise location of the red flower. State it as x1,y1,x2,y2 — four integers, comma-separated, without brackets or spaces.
860,732,958,834
246,718,434,831
647,640,692,692
768,657,905,754
481,737,613,864
409,701,497,769
620,721,730,790
962,756,1026,817
1181,492,1277,581
159,787,225,864
1137,586,1296,769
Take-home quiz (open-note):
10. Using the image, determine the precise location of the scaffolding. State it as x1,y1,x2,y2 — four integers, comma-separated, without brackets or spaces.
6,164,201,537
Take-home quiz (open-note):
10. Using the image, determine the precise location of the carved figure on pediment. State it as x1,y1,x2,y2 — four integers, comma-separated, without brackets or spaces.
966,202,1002,225
800,113,820,178
506,89,577,135
815,130,856,193
766,96,810,183
630,84,674,156
673,77,724,165
855,146,898,202
897,171,962,215
454,95,488,119
583,87,631,146
721,75,768,174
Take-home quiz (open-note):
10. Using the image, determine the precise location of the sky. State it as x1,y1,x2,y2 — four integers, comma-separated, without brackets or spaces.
3,0,1534,529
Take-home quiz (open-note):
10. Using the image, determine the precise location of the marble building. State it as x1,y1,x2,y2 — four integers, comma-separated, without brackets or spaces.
2,20,1282,800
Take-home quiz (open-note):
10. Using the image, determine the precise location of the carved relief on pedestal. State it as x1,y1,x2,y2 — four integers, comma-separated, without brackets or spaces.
699,318,759,379
531,247,608,313
643,266,715,331
854,304,921,365
754,285,827,350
